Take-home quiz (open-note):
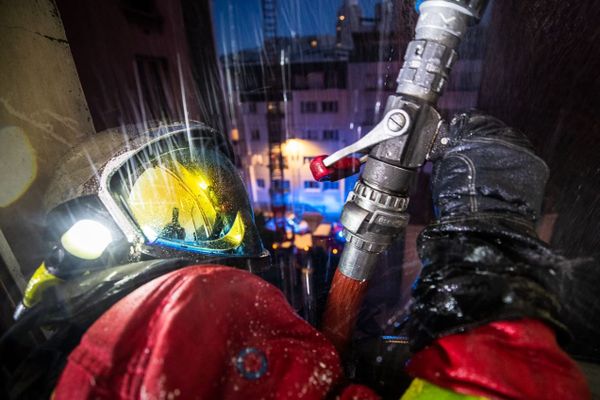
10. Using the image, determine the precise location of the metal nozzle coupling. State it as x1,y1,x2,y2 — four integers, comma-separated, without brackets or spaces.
337,181,410,281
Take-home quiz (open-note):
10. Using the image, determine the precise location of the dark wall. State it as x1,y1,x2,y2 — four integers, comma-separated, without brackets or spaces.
181,0,229,134
479,0,600,258
478,0,600,361
55,0,206,131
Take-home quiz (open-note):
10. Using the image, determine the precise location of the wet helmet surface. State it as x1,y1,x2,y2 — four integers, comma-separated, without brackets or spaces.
17,122,268,316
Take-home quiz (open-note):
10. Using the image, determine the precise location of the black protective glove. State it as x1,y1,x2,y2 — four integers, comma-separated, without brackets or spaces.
408,112,568,351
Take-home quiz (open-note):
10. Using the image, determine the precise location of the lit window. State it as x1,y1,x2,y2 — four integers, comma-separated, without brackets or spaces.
304,181,320,189
323,129,339,141
251,154,264,165
231,128,239,142
323,181,340,190
310,39,318,48
339,15,346,21
256,178,265,188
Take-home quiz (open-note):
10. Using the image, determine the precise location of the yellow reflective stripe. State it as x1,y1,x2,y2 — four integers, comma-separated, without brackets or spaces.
22,262,63,308
401,379,488,400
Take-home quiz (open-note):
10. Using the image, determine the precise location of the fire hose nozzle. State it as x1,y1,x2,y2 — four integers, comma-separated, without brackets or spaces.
321,0,491,354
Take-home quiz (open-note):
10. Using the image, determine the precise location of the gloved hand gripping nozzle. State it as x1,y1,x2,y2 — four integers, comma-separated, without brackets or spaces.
312,0,490,282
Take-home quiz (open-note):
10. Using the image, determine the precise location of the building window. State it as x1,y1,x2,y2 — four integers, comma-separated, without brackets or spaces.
256,178,265,188
304,181,320,189
321,101,338,113
251,129,260,141
323,129,339,141
272,179,291,190
303,156,315,164
323,181,340,190
251,154,264,165
301,101,318,113
247,103,257,114
303,130,319,140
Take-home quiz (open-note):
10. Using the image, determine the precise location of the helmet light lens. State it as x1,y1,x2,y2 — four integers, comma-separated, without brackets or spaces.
60,219,113,260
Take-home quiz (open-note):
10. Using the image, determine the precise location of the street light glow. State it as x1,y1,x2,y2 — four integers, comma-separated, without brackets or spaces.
285,139,301,154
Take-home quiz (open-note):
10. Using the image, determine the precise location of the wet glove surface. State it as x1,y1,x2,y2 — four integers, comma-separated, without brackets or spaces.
430,112,549,225
408,112,567,351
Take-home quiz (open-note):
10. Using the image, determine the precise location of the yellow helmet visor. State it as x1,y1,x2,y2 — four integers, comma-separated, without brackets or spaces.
107,134,260,257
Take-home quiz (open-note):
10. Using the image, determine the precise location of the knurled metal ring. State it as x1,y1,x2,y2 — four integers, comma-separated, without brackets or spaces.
342,230,388,253
351,182,410,212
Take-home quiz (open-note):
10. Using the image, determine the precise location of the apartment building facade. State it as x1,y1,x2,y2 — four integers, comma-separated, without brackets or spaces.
225,0,490,219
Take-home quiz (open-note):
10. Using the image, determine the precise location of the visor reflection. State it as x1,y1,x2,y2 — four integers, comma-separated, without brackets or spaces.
126,160,244,253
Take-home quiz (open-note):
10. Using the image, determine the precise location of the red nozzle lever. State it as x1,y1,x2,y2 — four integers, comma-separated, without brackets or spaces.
310,155,362,182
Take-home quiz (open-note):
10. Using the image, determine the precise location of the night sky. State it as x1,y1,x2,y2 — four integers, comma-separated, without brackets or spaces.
212,0,381,54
